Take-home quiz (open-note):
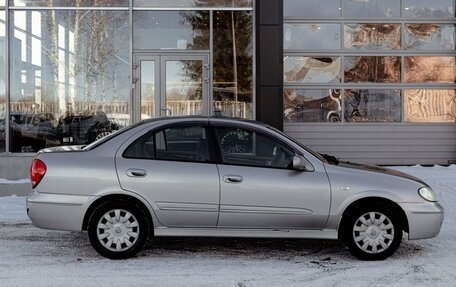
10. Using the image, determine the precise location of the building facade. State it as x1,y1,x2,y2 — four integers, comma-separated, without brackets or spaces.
0,0,455,179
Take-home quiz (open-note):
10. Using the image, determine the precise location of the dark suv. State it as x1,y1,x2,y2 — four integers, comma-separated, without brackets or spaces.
56,111,122,145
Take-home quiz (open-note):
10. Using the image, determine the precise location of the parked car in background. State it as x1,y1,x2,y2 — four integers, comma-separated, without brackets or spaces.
9,112,59,152
56,111,122,145
27,117,443,260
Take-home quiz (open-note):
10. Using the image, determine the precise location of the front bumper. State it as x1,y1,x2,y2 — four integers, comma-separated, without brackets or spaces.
27,191,97,231
400,201,444,240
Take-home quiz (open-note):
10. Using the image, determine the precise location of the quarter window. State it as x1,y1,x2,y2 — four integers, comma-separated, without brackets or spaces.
214,127,294,169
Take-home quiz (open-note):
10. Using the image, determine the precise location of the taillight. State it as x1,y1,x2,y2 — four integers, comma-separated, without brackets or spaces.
30,159,47,188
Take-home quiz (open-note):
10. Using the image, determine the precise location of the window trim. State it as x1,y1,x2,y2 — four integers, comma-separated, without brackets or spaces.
122,122,217,164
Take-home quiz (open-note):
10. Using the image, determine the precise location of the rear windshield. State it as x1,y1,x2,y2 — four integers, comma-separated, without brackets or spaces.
82,121,145,151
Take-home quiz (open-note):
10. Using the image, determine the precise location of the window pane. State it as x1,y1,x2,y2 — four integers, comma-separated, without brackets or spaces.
140,61,155,120
344,89,401,122
156,126,209,162
10,10,130,153
283,89,342,123
404,89,456,122
213,11,253,119
344,24,401,50
405,24,455,50
284,56,341,83
284,24,341,50
133,11,209,50
165,60,203,116
405,56,455,83
215,127,294,169
0,11,5,152
403,0,455,18
284,0,341,18
9,0,128,7
123,132,155,159
343,0,400,18
344,56,401,83
134,0,252,7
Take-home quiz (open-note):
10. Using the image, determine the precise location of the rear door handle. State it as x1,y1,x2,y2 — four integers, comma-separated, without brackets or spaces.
127,168,147,177
223,175,243,183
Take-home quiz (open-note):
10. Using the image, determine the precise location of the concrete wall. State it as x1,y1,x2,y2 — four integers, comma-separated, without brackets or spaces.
0,155,34,196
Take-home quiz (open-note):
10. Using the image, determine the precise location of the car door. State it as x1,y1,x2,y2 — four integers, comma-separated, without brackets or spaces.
116,122,220,228
213,124,331,229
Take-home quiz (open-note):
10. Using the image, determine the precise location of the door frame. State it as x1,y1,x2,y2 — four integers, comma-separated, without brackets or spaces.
133,53,210,122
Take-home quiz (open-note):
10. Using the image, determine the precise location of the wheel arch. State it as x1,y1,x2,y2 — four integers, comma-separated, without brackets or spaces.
82,193,155,236
337,196,409,240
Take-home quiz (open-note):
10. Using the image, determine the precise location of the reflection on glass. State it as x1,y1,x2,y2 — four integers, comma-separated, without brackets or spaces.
0,11,5,152
9,10,130,152
133,11,209,50
344,89,401,122
343,0,400,18
284,57,341,83
140,61,155,120
344,56,401,83
134,0,252,7
403,0,454,18
405,56,455,83
405,24,455,50
213,11,253,119
283,89,341,122
404,89,456,122
165,60,203,116
284,24,341,50
284,0,341,18
9,0,127,6
344,24,401,50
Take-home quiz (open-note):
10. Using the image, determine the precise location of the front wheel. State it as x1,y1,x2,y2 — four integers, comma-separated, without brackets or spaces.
88,201,149,259
342,207,403,260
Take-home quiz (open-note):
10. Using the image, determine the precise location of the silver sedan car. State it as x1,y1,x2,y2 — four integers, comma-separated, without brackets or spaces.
27,117,444,260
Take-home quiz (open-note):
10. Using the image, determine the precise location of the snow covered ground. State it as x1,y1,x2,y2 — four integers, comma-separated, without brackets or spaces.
0,165,455,287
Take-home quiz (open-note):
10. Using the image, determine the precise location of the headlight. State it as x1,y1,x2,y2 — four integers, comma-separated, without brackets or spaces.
418,186,437,202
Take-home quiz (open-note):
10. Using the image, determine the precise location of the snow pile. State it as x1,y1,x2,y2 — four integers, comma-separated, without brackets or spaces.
0,178,31,184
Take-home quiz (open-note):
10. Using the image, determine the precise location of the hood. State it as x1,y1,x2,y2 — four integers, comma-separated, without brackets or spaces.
38,145,85,153
338,161,427,186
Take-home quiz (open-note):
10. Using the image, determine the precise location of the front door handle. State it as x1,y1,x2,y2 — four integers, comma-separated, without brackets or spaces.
223,175,243,183
127,168,147,177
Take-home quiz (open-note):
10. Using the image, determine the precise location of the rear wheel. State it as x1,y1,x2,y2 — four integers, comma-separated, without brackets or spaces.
88,201,149,259
342,206,402,260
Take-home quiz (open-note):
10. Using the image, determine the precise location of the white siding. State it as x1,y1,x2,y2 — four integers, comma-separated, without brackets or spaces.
284,123,456,165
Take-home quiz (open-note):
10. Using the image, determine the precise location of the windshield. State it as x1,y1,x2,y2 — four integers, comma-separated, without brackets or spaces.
266,126,328,163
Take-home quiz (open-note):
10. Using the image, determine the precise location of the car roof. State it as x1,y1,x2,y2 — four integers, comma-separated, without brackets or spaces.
141,116,270,127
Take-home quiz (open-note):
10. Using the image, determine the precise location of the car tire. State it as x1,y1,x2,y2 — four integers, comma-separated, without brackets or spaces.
341,205,402,260
88,200,150,259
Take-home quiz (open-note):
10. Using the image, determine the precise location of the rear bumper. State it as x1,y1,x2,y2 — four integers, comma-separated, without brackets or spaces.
26,191,97,231
400,202,444,240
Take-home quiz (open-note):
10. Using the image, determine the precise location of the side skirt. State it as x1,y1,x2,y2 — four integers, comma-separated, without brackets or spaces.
154,227,338,240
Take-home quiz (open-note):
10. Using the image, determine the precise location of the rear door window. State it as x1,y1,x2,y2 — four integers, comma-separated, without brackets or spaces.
123,125,210,163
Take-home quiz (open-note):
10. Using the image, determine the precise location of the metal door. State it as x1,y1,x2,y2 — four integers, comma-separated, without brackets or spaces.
134,54,209,121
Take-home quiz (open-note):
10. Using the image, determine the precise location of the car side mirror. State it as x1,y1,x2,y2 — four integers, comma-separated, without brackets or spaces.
293,154,315,172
